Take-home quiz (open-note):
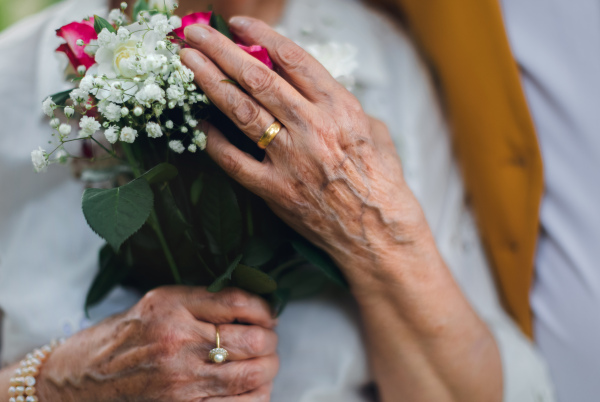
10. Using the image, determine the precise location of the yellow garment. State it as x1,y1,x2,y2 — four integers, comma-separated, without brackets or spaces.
372,0,544,337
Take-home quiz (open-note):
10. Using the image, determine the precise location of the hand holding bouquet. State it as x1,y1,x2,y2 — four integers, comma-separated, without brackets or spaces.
34,0,348,313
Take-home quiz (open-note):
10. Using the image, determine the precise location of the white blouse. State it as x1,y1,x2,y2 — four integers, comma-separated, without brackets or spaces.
0,0,555,400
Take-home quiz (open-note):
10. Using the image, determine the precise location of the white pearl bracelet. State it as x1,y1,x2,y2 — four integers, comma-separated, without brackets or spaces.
8,339,64,402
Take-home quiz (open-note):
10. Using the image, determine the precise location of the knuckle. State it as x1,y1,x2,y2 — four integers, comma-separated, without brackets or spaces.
234,364,263,392
274,41,306,69
220,287,251,309
243,327,268,355
220,150,243,177
239,62,276,95
231,98,261,129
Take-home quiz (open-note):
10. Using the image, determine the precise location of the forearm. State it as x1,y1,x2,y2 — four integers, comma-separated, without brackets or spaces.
336,224,502,402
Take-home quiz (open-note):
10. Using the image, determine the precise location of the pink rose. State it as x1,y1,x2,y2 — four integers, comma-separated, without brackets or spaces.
56,18,97,69
174,12,273,69
236,44,274,69
172,12,213,41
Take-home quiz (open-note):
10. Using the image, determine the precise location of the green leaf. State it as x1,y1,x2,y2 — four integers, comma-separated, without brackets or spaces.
82,178,154,251
233,264,277,294
49,89,72,106
242,237,275,267
140,163,178,185
199,175,242,255
85,244,132,315
292,239,348,288
277,267,327,299
209,13,233,40
207,254,243,292
270,288,291,317
190,173,204,206
93,15,116,34
132,0,149,21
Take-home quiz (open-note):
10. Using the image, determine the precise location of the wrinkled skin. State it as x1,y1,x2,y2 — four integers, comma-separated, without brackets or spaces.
34,287,278,401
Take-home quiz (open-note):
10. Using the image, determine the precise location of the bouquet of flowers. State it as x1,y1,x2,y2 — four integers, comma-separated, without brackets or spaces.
33,0,347,314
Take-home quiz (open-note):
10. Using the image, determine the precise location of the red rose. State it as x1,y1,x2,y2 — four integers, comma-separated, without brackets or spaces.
56,18,98,69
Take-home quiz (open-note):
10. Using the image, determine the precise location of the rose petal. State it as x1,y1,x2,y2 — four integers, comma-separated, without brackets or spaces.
56,19,97,69
172,12,212,40
237,44,273,69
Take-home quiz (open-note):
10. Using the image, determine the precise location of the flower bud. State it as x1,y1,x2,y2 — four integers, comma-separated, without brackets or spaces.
77,65,86,75
50,118,60,128
120,1,127,9
181,126,188,133
64,106,74,117
133,106,143,116
121,107,129,116
165,120,174,129
76,39,84,46
85,103,92,110
156,41,166,50
102,122,110,128
58,124,72,136
168,101,176,109
186,84,196,91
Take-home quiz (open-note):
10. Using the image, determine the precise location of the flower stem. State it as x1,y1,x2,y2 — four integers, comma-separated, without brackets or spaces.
121,142,182,284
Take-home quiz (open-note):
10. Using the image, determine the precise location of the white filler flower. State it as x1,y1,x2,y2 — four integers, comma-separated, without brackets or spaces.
104,126,119,144
79,116,101,137
42,97,56,117
146,122,163,138
31,147,48,172
169,140,185,154
120,126,138,143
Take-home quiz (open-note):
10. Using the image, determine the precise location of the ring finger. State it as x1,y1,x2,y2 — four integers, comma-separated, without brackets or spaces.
181,49,289,152
195,323,278,361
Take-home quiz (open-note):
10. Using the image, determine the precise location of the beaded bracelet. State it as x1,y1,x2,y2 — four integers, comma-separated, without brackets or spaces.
8,339,64,402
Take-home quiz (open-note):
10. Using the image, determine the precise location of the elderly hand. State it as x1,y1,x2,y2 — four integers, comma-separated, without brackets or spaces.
180,18,428,287
36,287,278,401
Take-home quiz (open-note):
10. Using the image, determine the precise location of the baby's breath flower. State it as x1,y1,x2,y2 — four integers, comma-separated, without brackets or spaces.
117,26,130,41
180,126,188,134
77,65,87,75
76,39,84,46
42,97,56,117
133,106,143,116
79,76,95,92
165,120,174,129
188,143,197,153
64,106,74,117
120,126,138,143
54,149,68,164
49,118,60,129
104,126,119,144
169,16,182,29
59,123,72,136
70,88,87,105
156,41,166,50
121,107,129,116
120,1,127,9
188,119,197,128
100,102,122,122
31,147,48,172
146,122,163,138
193,131,207,150
169,140,185,154
79,116,101,137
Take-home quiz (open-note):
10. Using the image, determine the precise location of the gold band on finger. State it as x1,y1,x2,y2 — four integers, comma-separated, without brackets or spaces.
209,326,228,364
257,120,283,149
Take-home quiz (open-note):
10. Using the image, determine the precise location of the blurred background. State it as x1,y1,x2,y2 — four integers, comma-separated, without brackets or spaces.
0,0,60,31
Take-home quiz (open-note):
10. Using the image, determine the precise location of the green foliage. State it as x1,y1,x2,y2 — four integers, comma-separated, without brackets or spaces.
49,89,72,106
82,177,154,251
209,13,233,40
232,264,277,294
93,15,116,34
292,239,348,288
85,244,132,315
141,162,178,185
132,0,149,21
208,254,243,292
199,174,242,255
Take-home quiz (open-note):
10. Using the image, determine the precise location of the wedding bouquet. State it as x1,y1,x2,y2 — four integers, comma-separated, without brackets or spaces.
33,0,348,314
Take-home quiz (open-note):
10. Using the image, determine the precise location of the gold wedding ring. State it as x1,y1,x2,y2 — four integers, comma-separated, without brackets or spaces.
208,326,228,364
257,120,283,149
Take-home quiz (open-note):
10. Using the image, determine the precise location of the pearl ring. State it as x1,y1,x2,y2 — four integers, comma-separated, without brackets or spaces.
209,326,228,364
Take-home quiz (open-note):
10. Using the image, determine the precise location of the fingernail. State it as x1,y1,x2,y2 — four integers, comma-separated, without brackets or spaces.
184,24,210,42
180,49,205,68
229,16,251,31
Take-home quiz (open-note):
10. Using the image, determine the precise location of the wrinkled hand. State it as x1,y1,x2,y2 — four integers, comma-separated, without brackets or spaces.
37,287,278,401
180,18,427,282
